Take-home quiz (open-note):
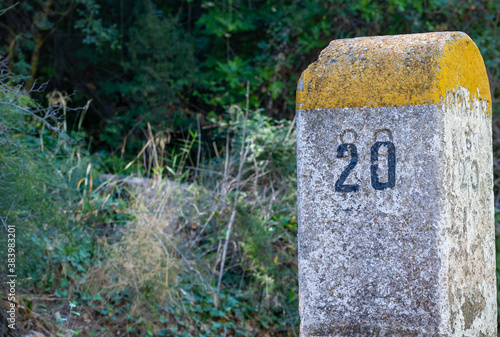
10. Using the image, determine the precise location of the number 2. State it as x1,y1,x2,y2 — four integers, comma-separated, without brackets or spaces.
335,143,359,192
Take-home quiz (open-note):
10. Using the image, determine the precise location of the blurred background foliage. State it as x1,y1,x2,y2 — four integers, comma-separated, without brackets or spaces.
1,0,500,336
3,0,500,155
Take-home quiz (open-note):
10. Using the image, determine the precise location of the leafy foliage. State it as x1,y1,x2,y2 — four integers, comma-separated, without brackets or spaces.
0,56,108,302
4,0,500,153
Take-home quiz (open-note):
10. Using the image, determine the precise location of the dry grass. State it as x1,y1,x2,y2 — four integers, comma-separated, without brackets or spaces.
76,106,299,334
84,178,200,315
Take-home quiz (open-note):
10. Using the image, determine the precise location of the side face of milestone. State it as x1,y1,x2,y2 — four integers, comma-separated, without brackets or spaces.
296,32,495,336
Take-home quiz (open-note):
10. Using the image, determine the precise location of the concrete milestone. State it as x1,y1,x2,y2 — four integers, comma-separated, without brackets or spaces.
296,32,496,336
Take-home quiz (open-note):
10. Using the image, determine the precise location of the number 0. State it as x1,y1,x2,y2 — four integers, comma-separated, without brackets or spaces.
370,141,396,190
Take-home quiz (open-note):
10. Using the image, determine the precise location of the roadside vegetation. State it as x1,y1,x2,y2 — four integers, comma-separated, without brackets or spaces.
1,0,500,335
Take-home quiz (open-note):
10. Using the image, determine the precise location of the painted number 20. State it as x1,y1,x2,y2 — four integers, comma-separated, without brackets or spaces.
334,141,396,192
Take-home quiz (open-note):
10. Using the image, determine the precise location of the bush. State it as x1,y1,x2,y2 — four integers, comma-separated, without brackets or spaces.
79,105,299,335
0,58,93,291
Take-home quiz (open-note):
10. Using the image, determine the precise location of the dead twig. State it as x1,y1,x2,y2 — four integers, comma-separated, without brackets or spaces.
215,81,250,306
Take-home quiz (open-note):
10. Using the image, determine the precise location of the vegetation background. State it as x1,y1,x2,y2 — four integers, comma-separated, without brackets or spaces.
1,0,500,336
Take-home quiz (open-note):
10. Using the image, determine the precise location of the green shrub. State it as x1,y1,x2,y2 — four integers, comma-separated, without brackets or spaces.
0,61,93,290
80,106,299,335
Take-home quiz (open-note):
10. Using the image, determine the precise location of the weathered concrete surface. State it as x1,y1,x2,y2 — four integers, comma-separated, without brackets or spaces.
297,32,495,336
296,32,491,111
441,86,495,336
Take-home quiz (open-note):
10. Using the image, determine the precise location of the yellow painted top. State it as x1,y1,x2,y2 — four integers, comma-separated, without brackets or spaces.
296,32,491,113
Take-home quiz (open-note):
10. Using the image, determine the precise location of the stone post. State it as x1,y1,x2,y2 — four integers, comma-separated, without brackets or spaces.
296,32,496,336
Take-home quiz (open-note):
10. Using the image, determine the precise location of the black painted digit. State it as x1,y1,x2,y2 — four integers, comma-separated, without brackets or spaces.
335,143,359,192
370,141,396,190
